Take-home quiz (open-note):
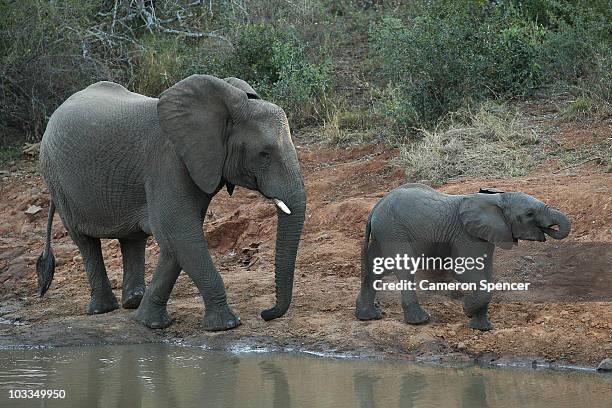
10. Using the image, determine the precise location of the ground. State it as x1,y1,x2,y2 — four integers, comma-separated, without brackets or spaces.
0,106,610,369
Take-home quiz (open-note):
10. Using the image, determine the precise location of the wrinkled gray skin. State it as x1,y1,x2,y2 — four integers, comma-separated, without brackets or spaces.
37,75,306,331
355,183,570,331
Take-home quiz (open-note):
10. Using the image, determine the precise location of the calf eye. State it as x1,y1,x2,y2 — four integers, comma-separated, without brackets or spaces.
526,210,535,218
259,151,270,159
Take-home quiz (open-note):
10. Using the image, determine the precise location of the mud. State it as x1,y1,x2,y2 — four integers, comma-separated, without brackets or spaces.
0,117,611,370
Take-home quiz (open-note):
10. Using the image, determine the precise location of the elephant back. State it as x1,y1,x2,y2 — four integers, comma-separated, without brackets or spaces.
39,82,158,234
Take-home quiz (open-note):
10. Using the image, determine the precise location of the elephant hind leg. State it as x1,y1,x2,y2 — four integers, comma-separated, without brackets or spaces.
119,237,147,309
355,241,382,321
395,270,430,325
70,232,119,315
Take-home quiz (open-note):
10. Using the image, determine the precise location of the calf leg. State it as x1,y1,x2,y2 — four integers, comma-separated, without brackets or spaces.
457,266,493,331
396,269,430,324
355,241,382,320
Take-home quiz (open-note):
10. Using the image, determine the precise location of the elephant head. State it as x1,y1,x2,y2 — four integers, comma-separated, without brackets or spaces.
459,189,571,249
157,75,306,321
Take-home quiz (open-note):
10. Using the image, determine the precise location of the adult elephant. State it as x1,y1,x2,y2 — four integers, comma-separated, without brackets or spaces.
36,75,306,331
355,183,570,330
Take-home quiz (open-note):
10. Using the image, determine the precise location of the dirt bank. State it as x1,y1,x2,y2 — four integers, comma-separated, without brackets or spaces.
1,117,610,369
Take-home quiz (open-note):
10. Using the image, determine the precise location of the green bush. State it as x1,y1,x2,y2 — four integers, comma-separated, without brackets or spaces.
135,23,330,125
223,24,330,125
0,1,330,146
370,0,611,134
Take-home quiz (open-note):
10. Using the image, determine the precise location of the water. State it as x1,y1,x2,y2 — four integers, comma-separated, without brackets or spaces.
0,344,609,408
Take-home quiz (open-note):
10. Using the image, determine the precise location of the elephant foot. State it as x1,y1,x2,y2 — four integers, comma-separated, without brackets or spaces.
468,316,493,331
202,306,241,331
87,292,119,315
355,305,382,321
134,304,173,329
122,287,145,309
355,293,382,321
403,307,430,325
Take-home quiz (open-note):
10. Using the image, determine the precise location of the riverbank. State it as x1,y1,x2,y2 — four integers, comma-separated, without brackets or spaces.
1,113,611,371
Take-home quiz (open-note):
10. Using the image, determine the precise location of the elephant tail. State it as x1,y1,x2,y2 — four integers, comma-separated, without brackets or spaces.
36,200,56,297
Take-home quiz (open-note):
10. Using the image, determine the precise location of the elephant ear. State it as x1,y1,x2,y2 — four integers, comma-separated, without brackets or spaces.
223,77,260,99
158,75,248,194
459,194,514,249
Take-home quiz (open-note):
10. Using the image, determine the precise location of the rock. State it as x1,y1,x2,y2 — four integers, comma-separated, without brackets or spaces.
457,342,466,350
597,358,612,372
24,205,42,215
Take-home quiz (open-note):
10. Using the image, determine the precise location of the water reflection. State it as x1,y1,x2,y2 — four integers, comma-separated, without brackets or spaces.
0,344,610,408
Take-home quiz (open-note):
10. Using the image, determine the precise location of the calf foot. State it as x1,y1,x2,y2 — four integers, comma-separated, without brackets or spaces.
202,306,241,331
87,291,119,315
403,307,430,325
134,303,172,329
469,316,493,331
122,286,145,309
355,305,382,320
355,293,382,321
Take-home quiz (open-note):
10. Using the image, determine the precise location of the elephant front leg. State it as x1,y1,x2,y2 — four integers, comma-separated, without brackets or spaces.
174,241,241,331
456,247,494,331
461,277,493,331
134,249,181,329
119,237,147,309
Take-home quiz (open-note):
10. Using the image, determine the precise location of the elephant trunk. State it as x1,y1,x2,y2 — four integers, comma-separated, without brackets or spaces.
542,207,571,240
260,186,306,321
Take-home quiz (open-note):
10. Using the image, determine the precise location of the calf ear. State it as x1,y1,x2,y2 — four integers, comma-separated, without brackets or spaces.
460,194,514,249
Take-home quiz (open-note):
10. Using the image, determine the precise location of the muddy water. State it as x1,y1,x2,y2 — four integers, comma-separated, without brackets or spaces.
0,344,610,408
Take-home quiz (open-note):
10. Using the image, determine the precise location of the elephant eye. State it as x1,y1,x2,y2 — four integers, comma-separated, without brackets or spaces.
259,151,270,159
526,210,535,218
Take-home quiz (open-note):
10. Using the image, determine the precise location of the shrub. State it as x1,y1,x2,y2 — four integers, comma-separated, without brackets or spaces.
223,24,330,125
371,0,612,134
0,0,112,144
135,23,330,124
0,1,330,146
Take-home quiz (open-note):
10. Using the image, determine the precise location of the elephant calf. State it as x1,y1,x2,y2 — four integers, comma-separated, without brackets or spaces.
355,183,570,330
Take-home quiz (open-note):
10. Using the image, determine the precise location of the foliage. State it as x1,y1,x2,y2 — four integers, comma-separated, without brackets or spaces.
0,0,330,145
370,0,612,133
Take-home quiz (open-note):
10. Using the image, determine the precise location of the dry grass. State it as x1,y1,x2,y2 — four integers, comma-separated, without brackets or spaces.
396,102,546,185
315,96,379,144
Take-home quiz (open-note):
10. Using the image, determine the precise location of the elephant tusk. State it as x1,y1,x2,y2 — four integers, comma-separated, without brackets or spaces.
273,199,291,215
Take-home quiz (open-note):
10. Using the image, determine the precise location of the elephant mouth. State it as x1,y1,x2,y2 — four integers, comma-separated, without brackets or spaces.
540,224,560,236
534,223,564,241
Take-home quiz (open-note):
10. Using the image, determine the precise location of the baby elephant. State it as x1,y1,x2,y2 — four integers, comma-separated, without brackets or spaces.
355,183,571,330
